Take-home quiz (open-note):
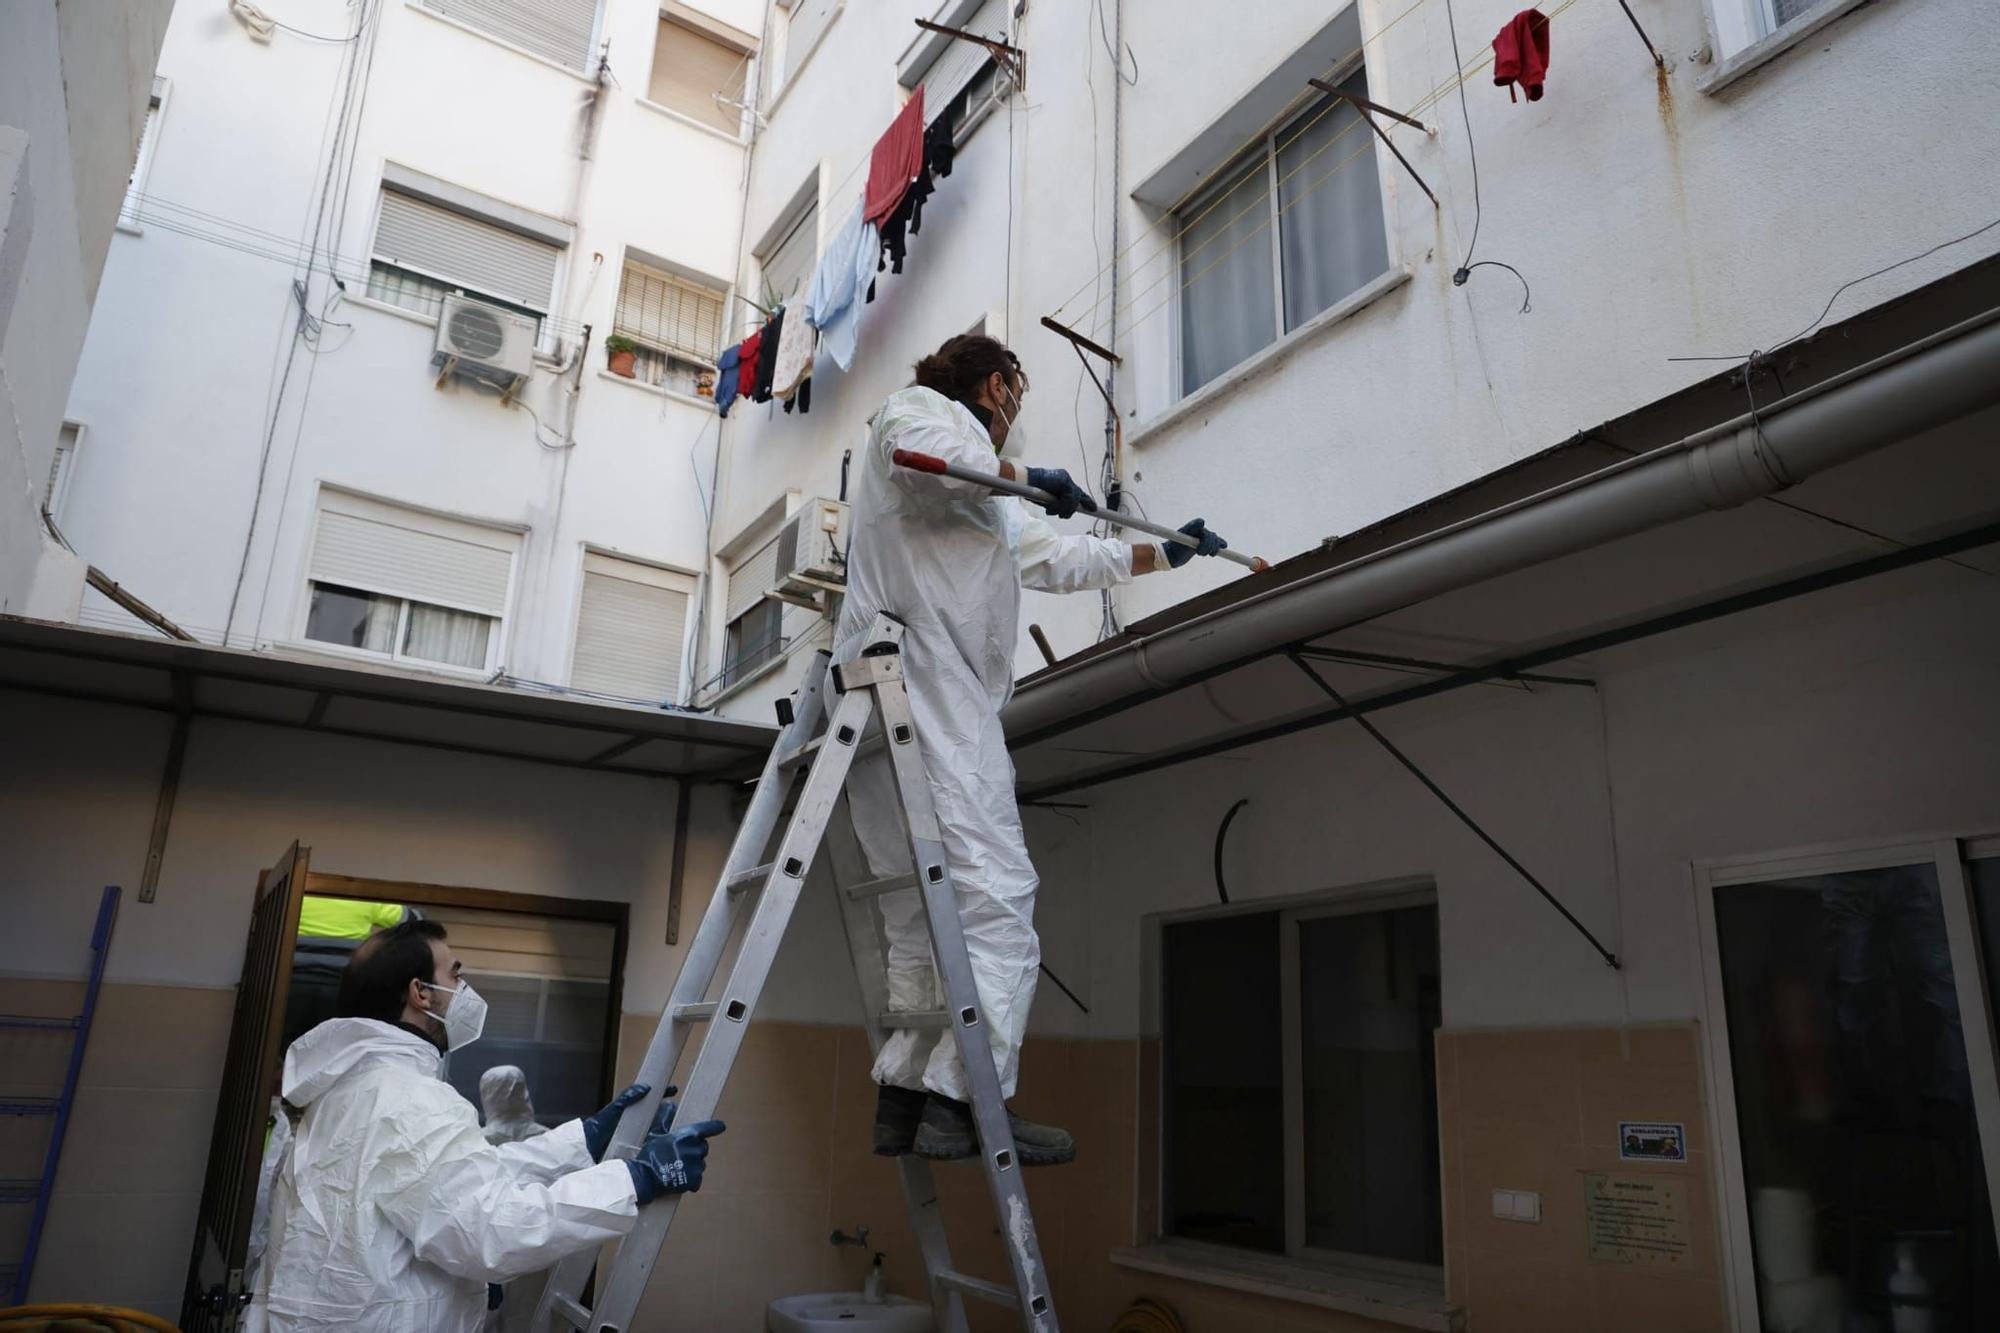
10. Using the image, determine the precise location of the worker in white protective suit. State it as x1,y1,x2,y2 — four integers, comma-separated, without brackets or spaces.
479,1065,547,1145
841,333,1228,1167
244,919,725,1333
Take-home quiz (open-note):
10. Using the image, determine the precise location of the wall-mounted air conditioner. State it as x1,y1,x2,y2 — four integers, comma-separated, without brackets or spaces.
766,498,848,611
433,293,536,395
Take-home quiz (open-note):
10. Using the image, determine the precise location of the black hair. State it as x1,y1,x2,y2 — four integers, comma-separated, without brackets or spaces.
912,333,1022,405
335,918,448,1025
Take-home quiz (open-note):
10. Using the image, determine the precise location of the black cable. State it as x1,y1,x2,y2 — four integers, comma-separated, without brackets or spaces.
1037,961,1090,1015
1441,0,1482,275
1213,799,1248,904
1287,653,1621,970
1459,259,1531,312
1092,0,1138,85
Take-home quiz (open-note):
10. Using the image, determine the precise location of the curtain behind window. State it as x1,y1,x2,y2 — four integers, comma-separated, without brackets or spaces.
1179,154,1276,396
1277,74,1389,332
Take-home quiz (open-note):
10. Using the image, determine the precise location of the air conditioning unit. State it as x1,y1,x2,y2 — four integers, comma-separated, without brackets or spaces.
433,293,536,394
766,498,849,611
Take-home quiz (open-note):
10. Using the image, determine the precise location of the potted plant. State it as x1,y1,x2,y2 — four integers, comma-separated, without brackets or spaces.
605,333,639,378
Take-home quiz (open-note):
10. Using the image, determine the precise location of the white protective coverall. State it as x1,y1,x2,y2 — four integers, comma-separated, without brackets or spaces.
479,1065,548,1145
837,385,1136,1102
244,1018,638,1333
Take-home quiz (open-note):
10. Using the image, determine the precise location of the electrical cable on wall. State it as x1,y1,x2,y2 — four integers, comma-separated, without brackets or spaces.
1442,0,1530,311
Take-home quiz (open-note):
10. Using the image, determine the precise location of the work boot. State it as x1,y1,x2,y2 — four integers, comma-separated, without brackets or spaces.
872,1083,929,1156
912,1095,1076,1167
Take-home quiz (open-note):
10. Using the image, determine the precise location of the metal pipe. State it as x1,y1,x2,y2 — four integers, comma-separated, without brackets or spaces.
1001,308,2000,744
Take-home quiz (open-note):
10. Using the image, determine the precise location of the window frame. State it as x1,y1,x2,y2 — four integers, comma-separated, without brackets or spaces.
45,420,83,523
767,0,844,108
644,2,758,140
117,77,168,236
1691,830,2000,1332
414,0,607,77
1171,49,1389,400
293,487,523,678
753,179,820,311
1144,876,1445,1286
612,249,729,392
565,546,699,706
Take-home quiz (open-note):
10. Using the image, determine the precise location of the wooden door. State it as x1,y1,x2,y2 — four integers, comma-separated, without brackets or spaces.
181,843,310,1333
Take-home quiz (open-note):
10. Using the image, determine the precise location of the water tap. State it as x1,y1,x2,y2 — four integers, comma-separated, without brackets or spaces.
829,1224,870,1249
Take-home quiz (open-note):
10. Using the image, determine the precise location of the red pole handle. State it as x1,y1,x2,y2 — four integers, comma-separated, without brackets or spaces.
890,448,949,475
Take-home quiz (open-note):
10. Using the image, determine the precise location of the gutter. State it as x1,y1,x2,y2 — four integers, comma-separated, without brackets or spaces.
1002,306,2000,743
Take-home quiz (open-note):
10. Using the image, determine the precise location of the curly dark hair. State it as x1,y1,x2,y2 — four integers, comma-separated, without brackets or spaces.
912,333,1024,404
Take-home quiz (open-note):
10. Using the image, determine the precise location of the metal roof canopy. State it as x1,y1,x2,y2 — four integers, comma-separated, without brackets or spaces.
0,617,777,781
1009,258,2000,802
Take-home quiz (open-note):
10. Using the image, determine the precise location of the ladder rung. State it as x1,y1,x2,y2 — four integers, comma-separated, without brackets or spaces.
881,1010,949,1031
936,1269,1020,1309
548,1292,592,1329
778,735,824,769
725,862,773,896
672,1002,718,1023
844,871,918,901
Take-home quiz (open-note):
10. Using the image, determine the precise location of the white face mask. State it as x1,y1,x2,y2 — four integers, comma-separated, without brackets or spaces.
419,979,488,1051
994,383,1027,454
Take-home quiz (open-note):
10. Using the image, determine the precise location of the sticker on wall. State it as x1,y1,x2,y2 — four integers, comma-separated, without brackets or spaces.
1583,1172,1691,1267
1618,1120,1687,1162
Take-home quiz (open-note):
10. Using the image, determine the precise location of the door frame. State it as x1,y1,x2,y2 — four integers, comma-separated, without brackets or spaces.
1689,828,2000,1332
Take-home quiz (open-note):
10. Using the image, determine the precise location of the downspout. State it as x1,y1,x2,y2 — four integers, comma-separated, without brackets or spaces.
1003,307,2000,741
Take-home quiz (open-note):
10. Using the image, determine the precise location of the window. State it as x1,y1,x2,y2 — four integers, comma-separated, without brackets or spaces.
1176,66,1388,396
420,0,599,72
720,530,784,690
757,202,818,309
900,0,1010,144
1160,892,1442,1268
569,551,694,704
301,490,518,672
118,80,166,230
614,257,726,395
649,4,755,135
44,421,80,521
777,0,840,93
1697,838,2000,1331
367,179,565,337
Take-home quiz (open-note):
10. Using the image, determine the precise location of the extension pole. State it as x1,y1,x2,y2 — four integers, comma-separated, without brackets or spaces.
891,449,1271,570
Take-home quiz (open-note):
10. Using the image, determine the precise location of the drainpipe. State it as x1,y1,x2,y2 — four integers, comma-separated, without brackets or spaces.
1002,307,2000,742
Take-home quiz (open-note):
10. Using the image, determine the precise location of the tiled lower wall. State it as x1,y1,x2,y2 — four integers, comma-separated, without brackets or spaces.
0,977,235,1320
1437,1024,1726,1333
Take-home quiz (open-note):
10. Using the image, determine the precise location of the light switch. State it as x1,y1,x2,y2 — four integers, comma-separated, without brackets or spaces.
1491,1189,1542,1222
1491,1189,1512,1219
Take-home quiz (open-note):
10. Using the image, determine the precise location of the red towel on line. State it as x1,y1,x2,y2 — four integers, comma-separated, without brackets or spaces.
863,88,926,229
735,328,763,402
1492,8,1551,102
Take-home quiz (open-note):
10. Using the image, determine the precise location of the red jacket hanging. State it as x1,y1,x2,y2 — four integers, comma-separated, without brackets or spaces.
863,88,926,229
1492,8,1551,102
735,327,763,402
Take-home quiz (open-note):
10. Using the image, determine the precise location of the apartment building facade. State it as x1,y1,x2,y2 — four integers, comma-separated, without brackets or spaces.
13,0,2000,1329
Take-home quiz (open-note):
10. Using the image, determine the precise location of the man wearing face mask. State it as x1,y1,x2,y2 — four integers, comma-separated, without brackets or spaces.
245,919,726,1333
839,334,1226,1168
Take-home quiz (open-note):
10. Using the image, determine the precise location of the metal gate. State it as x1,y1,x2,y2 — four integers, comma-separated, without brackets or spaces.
181,843,310,1333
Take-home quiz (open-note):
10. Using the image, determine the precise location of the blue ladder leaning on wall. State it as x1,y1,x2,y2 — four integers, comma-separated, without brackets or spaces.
0,884,120,1304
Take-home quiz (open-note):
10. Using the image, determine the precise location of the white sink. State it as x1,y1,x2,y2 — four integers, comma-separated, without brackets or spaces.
766,1292,934,1332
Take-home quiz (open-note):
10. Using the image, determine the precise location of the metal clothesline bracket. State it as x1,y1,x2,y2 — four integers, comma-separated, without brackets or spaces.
1307,77,1439,210
914,17,1027,94
1040,313,1125,482
1614,0,1667,67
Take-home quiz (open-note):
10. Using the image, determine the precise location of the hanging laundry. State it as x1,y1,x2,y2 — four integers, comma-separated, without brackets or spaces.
783,379,813,415
864,88,926,229
805,200,881,373
875,96,960,284
714,343,742,418
752,306,784,402
771,293,817,407
735,326,764,404
1492,8,1551,102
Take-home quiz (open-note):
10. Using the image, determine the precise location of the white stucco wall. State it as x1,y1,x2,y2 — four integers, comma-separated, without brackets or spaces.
708,0,2000,718
58,0,753,697
0,0,171,620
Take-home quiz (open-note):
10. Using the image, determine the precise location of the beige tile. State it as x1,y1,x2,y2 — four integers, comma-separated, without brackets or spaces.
1460,1251,1593,1333
30,1188,202,1308
1451,1028,1586,1146
1454,1136,1590,1270
78,983,235,1091
45,1085,218,1198
711,1187,842,1327
1589,1267,1726,1333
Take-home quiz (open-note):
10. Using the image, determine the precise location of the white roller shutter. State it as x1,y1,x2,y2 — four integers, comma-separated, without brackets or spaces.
422,0,598,72
725,531,781,623
782,0,839,83
758,206,817,306
913,0,1006,117
310,492,517,615
373,189,561,311
571,553,692,702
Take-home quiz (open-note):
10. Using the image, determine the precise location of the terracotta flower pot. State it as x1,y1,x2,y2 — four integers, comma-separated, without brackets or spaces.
608,348,638,378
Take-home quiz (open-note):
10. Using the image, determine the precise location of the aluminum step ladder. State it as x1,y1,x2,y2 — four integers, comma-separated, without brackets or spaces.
531,613,1057,1333
0,884,119,1304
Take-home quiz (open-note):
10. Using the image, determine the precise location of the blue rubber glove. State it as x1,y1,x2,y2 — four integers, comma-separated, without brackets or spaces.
1165,517,1226,569
625,1119,727,1203
487,1284,504,1312
582,1083,650,1163
1023,467,1098,519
